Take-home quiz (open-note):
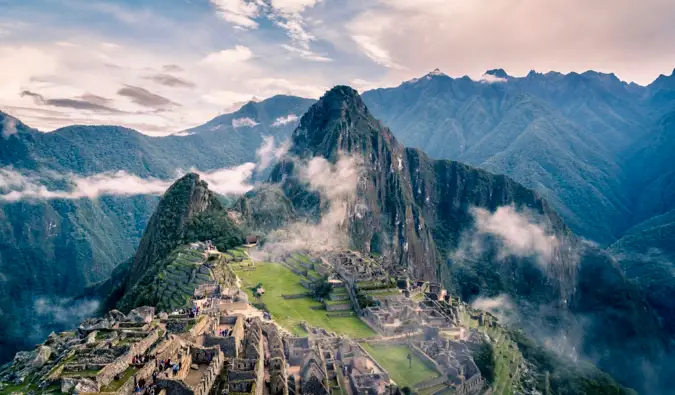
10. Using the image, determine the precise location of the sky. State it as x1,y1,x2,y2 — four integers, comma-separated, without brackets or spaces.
1,0,674,135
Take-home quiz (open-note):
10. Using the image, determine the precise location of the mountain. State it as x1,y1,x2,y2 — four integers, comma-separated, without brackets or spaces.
0,95,311,364
92,172,244,312
361,71,640,244
237,85,670,394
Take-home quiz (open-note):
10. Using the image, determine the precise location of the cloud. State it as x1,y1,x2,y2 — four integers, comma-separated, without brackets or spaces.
471,205,559,264
209,0,263,29
200,45,254,67
271,0,321,14
260,155,363,256
479,73,507,83
232,117,259,128
79,92,113,106
34,297,100,325
471,294,516,323
101,42,122,50
20,90,123,113
0,168,171,201
351,35,403,69
144,73,196,88
162,64,183,72
274,17,315,49
117,84,177,109
344,0,675,84
280,44,331,62
195,163,256,195
2,116,18,139
0,164,257,201
256,135,290,170
272,113,299,127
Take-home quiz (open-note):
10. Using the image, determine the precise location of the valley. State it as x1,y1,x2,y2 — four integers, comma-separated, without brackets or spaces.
0,238,569,395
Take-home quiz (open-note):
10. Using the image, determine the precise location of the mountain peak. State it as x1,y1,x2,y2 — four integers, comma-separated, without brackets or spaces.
485,68,510,79
427,68,447,77
290,85,397,160
125,172,223,287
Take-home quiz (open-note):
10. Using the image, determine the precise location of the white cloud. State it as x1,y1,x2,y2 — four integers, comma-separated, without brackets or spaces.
0,164,257,201
478,73,507,83
0,168,173,201
195,163,256,195
261,155,363,255
2,117,18,139
55,41,80,47
34,297,100,325
271,0,320,14
472,294,516,323
200,45,254,67
256,135,290,170
272,113,299,127
345,0,675,84
274,17,315,49
101,42,123,50
472,205,559,263
281,44,331,62
232,117,259,128
210,0,263,29
351,35,403,69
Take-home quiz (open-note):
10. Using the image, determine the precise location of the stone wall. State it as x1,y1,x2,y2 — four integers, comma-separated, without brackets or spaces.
325,303,352,312
412,376,447,391
190,349,224,395
409,344,444,376
156,379,193,395
95,330,159,388
153,338,181,361
189,316,211,338
165,319,196,333
204,336,238,358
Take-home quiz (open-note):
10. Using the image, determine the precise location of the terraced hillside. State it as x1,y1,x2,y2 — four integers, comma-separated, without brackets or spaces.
117,246,237,312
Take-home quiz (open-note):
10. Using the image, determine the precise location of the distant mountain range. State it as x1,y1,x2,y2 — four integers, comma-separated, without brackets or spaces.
1,67,675,394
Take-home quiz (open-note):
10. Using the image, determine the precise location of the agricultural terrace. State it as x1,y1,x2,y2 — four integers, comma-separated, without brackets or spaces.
362,344,439,388
233,261,375,338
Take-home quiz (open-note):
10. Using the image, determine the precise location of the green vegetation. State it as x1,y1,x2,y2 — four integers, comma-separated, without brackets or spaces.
508,329,636,395
234,262,374,338
362,344,438,388
101,366,138,392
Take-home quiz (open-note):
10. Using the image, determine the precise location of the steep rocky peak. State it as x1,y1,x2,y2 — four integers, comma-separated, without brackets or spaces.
290,85,399,160
125,173,221,286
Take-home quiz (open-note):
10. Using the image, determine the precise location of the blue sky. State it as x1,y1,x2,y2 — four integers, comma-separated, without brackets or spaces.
1,0,674,135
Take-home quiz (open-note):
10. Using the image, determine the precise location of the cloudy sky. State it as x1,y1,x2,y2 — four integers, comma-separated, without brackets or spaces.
1,0,674,135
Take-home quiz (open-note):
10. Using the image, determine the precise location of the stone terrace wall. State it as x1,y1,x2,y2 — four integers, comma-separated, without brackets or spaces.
189,316,211,338
410,344,444,375
95,330,159,388
191,349,224,395
154,338,182,362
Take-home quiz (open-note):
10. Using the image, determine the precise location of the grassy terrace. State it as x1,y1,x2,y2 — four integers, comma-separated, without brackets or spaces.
362,344,439,388
234,262,374,338
101,366,138,392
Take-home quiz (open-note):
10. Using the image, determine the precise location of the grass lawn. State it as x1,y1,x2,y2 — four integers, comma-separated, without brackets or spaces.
235,262,374,338
362,344,439,388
